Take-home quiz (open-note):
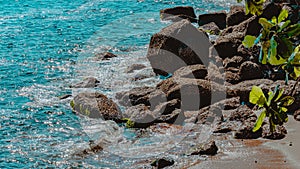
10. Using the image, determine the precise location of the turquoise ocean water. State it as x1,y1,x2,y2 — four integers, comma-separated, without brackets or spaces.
0,0,234,168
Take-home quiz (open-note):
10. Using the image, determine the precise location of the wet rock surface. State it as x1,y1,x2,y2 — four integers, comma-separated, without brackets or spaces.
151,157,175,169
71,92,122,122
190,140,218,156
93,52,117,61
160,6,196,22
71,77,99,88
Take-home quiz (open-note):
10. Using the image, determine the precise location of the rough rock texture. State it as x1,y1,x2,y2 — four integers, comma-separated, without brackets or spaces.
221,16,261,37
163,14,198,23
173,64,207,79
226,6,251,27
239,61,264,80
190,140,218,156
93,52,117,61
147,19,211,76
262,125,287,140
157,77,225,110
71,77,99,88
223,56,245,69
151,157,175,169
214,32,244,59
123,104,156,128
200,22,221,35
71,92,122,122
160,6,196,21
198,12,227,29
116,87,166,109
125,64,146,73
234,121,262,139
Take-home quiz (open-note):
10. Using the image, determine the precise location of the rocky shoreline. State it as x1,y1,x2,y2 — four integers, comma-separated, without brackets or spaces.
67,2,300,168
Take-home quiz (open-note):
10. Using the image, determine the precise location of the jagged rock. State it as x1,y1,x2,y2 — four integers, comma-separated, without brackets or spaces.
239,61,264,80
156,109,182,124
213,121,238,133
71,92,122,122
198,12,227,29
93,52,117,61
223,56,245,69
71,77,99,88
157,77,225,110
221,16,261,37
214,32,244,59
200,22,221,35
147,19,211,75
116,87,166,109
234,121,262,139
163,14,198,23
173,64,207,79
226,6,251,27
262,125,287,140
151,157,175,169
160,6,196,22
125,64,146,73
228,105,257,122
152,99,180,114
225,71,241,84
190,140,218,156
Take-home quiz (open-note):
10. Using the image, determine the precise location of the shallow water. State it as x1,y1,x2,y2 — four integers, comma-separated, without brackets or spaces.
0,0,236,168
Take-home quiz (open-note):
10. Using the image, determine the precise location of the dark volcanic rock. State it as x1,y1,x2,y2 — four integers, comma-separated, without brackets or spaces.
190,140,218,156
147,19,211,76
262,125,287,140
160,6,196,21
116,87,166,109
157,77,225,110
173,64,207,79
71,92,122,122
261,2,281,20
198,12,227,29
225,71,241,84
156,109,182,124
214,32,244,59
234,121,262,139
94,52,117,61
71,77,99,88
223,56,245,69
151,157,175,169
200,22,221,35
226,6,251,27
163,14,198,23
221,16,261,37
152,99,180,114
239,61,264,80
228,105,257,122
125,64,146,73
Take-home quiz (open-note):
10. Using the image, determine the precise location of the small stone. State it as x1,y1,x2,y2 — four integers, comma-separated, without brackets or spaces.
190,140,218,156
151,157,175,169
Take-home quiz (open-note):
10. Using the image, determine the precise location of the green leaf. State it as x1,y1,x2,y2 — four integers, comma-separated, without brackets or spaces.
278,9,289,23
279,20,291,32
286,24,300,37
259,18,274,29
274,89,284,102
292,67,300,79
280,96,295,107
253,109,266,132
249,86,267,106
243,35,257,48
271,16,277,24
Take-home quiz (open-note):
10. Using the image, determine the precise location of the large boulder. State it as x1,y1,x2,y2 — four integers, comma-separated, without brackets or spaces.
160,6,197,22
239,61,264,80
198,12,227,29
71,92,122,122
147,19,211,76
261,2,281,20
200,22,221,35
226,6,251,27
157,77,226,110
221,16,261,37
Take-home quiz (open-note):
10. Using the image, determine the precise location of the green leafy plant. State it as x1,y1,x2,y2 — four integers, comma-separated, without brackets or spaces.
282,45,300,81
237,0,265,16
250,85,294,133
243,9,300,64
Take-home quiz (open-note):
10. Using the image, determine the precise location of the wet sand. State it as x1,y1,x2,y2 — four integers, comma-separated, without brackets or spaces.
189,115,299,169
